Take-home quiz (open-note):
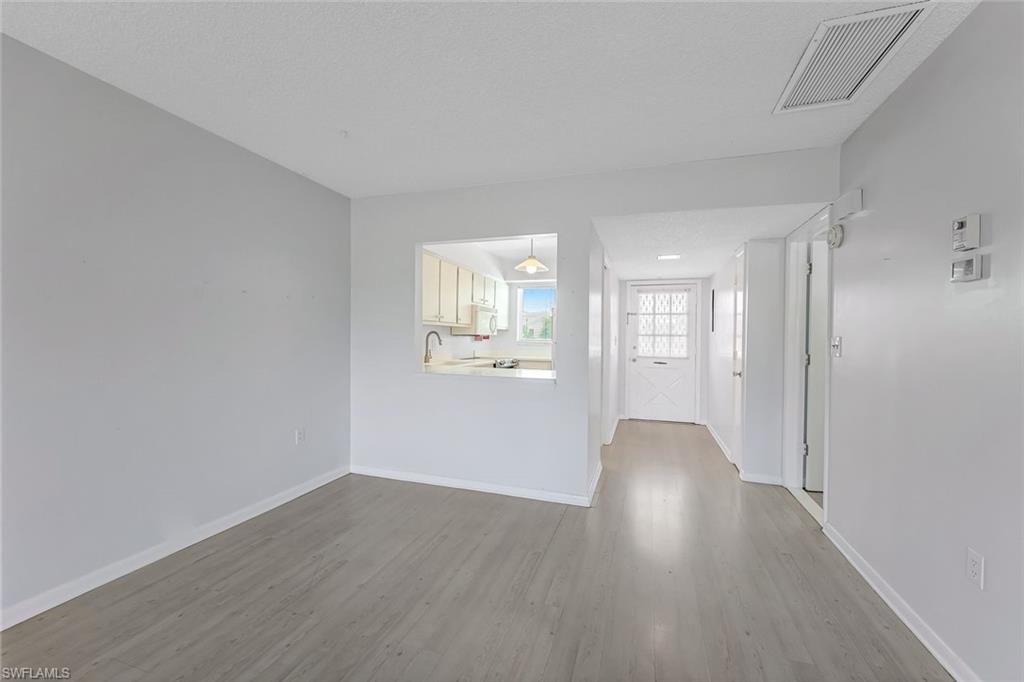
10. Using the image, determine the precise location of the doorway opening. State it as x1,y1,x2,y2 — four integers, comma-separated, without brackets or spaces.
782,206,833,524
802,237,829,509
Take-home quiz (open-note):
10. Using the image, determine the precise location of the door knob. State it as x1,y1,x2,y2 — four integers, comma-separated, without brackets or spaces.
733,371,743,377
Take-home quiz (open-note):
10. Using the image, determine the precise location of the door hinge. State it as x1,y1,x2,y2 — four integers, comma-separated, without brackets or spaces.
802,443,809,457
804,353,811,366
805,262,813,276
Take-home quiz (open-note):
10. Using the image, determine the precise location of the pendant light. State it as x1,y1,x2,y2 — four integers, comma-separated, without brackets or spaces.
514,238,549,275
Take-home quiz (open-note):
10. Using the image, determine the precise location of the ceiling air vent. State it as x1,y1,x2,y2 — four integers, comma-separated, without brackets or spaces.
774,1,934,113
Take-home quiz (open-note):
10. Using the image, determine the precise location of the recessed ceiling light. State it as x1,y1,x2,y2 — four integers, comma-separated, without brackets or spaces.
657,254,681,261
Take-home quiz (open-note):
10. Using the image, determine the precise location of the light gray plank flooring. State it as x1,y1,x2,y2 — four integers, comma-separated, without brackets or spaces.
2,421,950,681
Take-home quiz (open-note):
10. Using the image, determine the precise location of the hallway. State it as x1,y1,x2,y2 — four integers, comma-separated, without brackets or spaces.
3,421,949,681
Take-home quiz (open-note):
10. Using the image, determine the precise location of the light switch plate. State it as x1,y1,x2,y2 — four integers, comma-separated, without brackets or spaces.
830,336,842,358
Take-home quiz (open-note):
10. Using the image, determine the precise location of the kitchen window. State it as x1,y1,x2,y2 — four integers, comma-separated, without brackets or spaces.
517,287,556,342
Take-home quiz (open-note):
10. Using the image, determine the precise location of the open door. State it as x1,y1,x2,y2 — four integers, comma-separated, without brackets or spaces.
731,250,745,465
803,240,829,494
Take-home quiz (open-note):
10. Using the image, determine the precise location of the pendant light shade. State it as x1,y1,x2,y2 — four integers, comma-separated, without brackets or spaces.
514,239,549,275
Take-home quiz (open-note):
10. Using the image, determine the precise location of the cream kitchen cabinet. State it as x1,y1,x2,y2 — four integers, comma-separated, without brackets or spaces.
439,260,458,325
456,267,474,326
471,272,499,307
495,280,510,330
484,277,497,308
422,251,441,323
471,271,487,305
423,251,464,326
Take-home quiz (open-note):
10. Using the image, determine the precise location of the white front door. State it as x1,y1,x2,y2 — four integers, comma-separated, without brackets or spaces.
627,283,698,423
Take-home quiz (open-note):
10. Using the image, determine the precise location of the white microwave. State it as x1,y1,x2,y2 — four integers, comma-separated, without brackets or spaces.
451,304,497,336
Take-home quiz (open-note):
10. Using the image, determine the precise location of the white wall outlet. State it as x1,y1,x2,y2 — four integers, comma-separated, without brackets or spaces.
966,548,985,590
294,427,307,445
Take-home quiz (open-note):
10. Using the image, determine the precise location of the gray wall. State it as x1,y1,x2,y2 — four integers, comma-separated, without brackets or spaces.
831,4,1022,680
1,38,352,613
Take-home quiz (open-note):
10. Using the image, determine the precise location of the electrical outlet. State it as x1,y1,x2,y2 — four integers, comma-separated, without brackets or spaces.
966,548,984,590
294,427,307,446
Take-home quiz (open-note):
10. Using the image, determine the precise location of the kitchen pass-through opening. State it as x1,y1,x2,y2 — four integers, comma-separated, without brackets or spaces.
418,234,557,380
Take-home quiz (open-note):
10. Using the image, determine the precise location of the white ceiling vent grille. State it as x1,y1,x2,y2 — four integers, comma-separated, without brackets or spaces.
774,2,934,113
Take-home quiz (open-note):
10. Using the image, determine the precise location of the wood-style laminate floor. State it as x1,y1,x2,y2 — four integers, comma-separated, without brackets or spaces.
2,421,949,682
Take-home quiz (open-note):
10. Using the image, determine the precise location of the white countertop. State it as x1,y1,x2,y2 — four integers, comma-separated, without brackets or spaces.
422,360,555,380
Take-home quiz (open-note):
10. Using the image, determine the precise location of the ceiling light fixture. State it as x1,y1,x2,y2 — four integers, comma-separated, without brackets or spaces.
514,238,549,275
657,254,681,261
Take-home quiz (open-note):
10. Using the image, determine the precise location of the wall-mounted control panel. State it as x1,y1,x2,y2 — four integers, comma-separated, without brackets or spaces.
951,254,981,282
952,214,980,252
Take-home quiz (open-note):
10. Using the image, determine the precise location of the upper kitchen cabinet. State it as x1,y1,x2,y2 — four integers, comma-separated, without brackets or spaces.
495,280,510,330
439,260,458,325
471,271,487,305
485,276,498,308
457,267,473,326
422,251,441,323
423,251,464,326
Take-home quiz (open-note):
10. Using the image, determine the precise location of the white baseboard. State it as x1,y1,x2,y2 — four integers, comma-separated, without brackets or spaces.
706,424,733,463
1,466,350,630
823,524,978,682
786,486,823,526
738,471,783,485
603,417,620,445
350,465,591,507
586,462,604,505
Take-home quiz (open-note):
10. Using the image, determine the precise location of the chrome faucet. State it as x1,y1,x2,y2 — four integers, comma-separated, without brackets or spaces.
424,330,442,363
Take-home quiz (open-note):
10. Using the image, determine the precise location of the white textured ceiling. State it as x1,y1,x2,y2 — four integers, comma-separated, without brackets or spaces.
1,2,974,197
595,204,827,279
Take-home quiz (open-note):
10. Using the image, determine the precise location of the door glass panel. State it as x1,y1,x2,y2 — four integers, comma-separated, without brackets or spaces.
635,287,691,358
653,336,670,357
670,336,687,358
638,335,654,356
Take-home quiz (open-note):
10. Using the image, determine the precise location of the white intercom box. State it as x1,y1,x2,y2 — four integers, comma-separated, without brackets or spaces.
952,214,980,252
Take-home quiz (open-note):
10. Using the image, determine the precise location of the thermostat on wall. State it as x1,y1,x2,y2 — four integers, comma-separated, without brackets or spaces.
952,214,980,251
950,254,981,282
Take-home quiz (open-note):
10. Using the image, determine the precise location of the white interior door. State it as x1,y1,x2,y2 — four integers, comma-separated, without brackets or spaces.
732,250,745,465
803,240,829,493
627,284,698,423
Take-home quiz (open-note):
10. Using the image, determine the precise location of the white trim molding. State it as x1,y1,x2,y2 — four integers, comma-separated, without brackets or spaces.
787,486,824,526
706,424,733,463
603,417,620,446
824,524,979,682
1,466,351,630
350,465,592,507
738,471,783,486
587,462,604,505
